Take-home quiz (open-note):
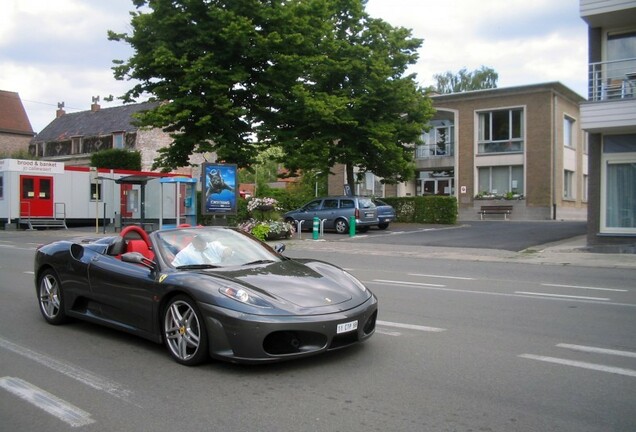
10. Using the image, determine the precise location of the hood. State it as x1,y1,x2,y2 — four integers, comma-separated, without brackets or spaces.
216,260,358,308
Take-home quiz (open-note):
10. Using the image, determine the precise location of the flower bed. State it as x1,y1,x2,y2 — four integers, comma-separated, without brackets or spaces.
238,197,294,241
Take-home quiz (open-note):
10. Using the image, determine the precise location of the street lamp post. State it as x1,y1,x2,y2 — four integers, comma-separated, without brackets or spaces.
315,172,322,197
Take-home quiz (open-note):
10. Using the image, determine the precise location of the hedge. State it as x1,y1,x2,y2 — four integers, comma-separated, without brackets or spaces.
381,196,457,224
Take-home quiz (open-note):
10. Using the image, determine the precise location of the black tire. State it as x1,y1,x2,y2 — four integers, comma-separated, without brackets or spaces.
334,218,349,234
37,269,69,325
162,295,209,366
358,226,370,233
378,223,389,230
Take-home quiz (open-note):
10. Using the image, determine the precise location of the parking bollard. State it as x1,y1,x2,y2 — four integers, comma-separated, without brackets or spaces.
349,216,356,237
313,217,320,240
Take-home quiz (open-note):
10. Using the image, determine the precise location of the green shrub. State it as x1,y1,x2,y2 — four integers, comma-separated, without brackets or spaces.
91,149,142,171
382,196,457,224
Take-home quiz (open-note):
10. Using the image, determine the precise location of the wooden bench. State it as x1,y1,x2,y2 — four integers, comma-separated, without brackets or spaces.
479,205,513,220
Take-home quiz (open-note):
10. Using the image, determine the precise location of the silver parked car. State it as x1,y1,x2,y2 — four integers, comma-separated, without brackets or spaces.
373,199,396,230
284,196,378,234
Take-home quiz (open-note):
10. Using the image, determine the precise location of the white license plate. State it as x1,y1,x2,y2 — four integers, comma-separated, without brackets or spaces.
337,320,358,334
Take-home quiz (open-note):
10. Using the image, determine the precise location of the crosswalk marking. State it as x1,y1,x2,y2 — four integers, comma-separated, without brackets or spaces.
0,377,95,427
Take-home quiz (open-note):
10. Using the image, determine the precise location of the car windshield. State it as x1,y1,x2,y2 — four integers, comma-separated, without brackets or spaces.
154,227,284,268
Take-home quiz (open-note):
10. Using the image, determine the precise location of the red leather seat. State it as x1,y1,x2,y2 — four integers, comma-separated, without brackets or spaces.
127,239,155,261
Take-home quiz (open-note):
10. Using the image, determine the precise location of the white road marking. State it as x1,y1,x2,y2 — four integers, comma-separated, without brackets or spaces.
0,337,132,403
372,279,445,288
377,320,446,332
518,354,636,378
375,329,402,336
541,283,627,292
409,273,475,280
366,280,636,307
0,376,95,427
556,343,636,358
515,291,610,301
24,271,34,275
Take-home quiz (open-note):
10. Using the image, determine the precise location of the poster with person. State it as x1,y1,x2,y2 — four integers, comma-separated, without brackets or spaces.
201,163,238,215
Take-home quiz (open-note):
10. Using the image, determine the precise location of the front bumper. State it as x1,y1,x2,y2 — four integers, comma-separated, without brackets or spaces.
198,295,378,363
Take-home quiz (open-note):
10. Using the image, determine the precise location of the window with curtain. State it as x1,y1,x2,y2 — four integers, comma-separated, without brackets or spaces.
564,170,574,199
602,134,636,232
477,165,524,195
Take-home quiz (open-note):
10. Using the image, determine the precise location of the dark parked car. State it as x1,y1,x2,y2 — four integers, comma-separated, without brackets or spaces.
373,199,396,230
284,196,378,234
35,225,378,365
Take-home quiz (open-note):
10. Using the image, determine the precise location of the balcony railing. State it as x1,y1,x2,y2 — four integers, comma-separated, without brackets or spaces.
416,143,454,159
588,58,636,101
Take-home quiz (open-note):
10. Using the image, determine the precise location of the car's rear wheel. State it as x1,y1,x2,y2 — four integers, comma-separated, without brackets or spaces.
358,226,370,233
38,269,68,325
162,295,208,366
334,218,349,234
378,223,389,230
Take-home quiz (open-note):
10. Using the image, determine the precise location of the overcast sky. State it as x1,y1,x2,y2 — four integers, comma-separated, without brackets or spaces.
0,0,588,134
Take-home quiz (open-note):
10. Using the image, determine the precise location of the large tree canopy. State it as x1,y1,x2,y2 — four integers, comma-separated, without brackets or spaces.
433,66,499,94
109,0,433,187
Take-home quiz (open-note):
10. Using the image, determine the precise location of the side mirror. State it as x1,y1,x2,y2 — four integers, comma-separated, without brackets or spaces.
122,252,155,269
274,243,286,254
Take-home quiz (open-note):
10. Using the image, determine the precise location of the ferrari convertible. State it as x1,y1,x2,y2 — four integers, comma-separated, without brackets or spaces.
34,225,377,365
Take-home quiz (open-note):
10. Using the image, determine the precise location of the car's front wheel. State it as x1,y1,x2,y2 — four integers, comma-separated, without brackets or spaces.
334,218,349,234
162,295,209,366
38,269,69,325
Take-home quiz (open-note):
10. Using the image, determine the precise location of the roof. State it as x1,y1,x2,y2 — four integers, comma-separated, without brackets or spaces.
431,82,586,104
115,175,159,185
32,101,160,143
0,90,34,136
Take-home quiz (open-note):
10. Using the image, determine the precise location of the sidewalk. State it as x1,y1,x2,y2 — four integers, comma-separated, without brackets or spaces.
3,225,635,270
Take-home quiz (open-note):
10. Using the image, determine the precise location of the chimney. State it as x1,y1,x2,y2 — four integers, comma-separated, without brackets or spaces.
56,102,66,118
91,95,100,112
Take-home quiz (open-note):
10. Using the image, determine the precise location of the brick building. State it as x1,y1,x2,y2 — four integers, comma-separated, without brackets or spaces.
0,90,35,155
329,82,588,221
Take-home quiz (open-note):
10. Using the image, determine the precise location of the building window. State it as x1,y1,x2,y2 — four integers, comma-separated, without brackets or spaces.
90,182,102,201
564,116,575,148
418,122,454,158
477,165,524,196
601,134,636,233
113,132,125,149
477,108,524,154
564,170,574,199
72,137,83,154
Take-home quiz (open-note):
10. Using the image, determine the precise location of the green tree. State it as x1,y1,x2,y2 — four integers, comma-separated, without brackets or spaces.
109,0,271,169
91,149,142,171
258,0,434,190
433,66,498,94
109,0,434,189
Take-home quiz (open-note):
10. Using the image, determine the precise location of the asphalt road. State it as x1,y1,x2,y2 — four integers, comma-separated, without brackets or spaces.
2,235,635,431
1,223,635,431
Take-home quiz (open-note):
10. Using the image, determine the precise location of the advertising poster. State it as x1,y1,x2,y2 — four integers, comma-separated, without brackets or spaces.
201,163,238,215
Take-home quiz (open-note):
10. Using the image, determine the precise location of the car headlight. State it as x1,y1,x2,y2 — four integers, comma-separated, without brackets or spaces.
220,286,250,303
343,270,367,292
219,286,271,308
